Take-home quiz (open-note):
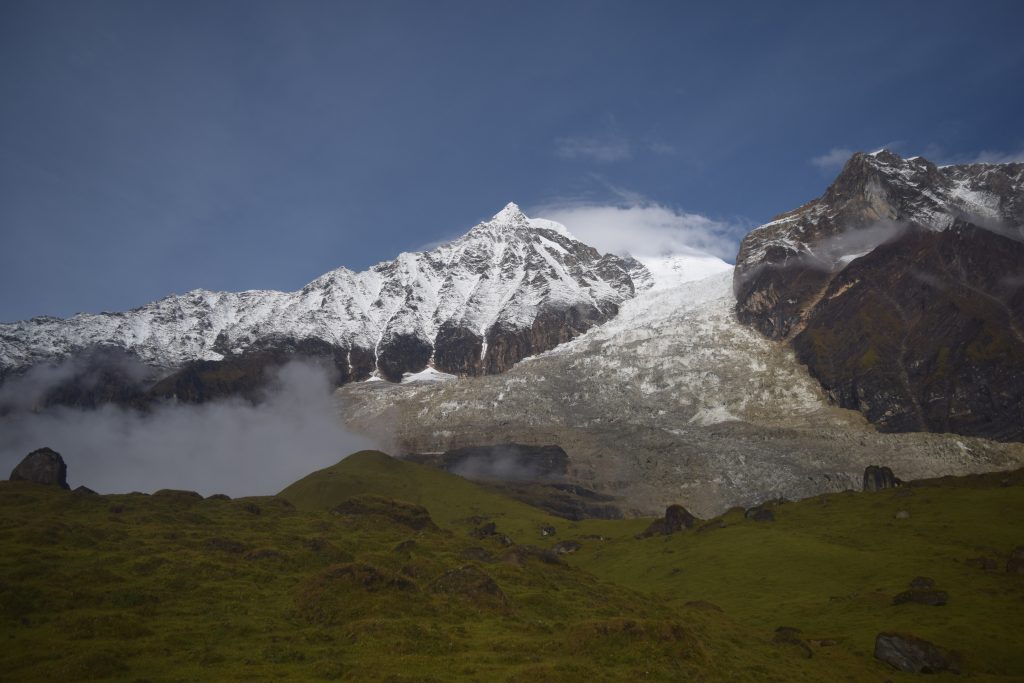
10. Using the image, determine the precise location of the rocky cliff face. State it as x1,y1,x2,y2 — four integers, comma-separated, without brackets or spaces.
734,151,1024,440
0,203,644,403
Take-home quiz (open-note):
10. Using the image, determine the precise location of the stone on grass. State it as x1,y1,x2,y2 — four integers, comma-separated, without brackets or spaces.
637,505,698,538
9,448,69,489
874,632,960,673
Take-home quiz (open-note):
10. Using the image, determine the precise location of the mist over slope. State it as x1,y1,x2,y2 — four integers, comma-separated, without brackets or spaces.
0,360,375,496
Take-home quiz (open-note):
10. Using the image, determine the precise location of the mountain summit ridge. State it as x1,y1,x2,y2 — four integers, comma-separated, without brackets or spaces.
0,204,643,388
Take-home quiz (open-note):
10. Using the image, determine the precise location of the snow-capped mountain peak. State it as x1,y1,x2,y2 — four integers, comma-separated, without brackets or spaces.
490,201,527,224
0,204,645,386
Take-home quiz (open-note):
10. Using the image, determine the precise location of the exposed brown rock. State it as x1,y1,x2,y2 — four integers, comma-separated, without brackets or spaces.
735,151,1024,441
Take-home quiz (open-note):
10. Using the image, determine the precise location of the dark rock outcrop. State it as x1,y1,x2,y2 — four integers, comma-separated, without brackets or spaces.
874,632,961,673
432,323,484,376
0,346,154,414
735,151,1024,441
469,521,514,546
376,332,433,382
483,303,613,375
637,505,698,538
147,337,363,404
791,223,1024,439
9,448,70,489
863,465,901,492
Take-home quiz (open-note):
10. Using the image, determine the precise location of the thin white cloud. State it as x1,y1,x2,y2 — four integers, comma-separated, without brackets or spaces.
810,148,854,170
554,135,632,163
532,200,742,261
970,149,1024,164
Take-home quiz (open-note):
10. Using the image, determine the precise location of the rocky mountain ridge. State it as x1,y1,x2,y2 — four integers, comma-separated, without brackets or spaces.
734,150,1024,440
0,203,644,400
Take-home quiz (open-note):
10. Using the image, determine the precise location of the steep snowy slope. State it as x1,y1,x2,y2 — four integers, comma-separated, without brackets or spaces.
0,204,642,386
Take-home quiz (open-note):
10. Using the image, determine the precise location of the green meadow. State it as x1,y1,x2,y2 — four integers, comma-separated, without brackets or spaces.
2,451,1021,681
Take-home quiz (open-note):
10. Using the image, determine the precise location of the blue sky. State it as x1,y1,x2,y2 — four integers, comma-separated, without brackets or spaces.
1,0,1022,321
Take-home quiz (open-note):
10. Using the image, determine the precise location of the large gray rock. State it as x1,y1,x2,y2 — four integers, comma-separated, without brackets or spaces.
9,447,70,489
874,632,960,673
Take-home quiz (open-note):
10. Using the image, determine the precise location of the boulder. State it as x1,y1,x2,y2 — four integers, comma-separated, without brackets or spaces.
8,448,70,489
470,521,514,546
863,465,901,492
72,485,97,496
895,510,911,520
637,504,697,538
874,632,961,673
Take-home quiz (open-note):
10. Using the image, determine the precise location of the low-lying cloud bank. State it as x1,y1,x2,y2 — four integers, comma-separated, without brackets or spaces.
0,360,376,496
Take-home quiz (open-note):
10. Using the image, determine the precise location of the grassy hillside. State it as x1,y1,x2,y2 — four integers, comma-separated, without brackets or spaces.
279,450,562,539
2,450,1022,680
